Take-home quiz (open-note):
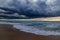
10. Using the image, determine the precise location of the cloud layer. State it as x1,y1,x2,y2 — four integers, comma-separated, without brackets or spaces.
0,0,60,18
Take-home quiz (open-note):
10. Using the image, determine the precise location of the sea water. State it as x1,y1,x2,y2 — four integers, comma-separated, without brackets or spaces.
0,20,60,36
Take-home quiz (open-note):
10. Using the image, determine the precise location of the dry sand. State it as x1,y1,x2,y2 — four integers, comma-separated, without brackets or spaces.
0,24,60,40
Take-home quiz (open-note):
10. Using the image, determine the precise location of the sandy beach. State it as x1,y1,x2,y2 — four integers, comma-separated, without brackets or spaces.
0,24,60,40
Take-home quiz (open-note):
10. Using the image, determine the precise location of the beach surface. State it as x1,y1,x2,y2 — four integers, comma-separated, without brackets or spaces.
0,24,60,40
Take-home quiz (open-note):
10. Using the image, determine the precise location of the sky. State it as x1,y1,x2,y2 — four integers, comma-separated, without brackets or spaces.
0,0,60,18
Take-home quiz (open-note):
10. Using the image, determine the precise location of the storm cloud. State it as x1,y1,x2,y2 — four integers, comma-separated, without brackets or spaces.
0,0,60,18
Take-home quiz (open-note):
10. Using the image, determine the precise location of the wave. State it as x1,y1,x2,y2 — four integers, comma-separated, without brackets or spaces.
13,24,60,36
0,22,60,36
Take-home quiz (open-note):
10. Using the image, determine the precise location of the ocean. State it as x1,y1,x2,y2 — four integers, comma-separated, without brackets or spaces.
0,20,60,36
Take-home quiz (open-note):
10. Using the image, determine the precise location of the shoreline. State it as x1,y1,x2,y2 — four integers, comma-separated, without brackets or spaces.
0,22,60,36
0,24,60,40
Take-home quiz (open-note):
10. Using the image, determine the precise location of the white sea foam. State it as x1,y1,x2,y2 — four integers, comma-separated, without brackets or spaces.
13,24,60,36
46,23,59,28
0,22,60,36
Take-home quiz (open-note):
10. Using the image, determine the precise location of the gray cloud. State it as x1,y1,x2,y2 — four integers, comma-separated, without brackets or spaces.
0,0,60,18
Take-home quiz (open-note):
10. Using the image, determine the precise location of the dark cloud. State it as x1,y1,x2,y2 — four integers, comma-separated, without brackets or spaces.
0,0,60,18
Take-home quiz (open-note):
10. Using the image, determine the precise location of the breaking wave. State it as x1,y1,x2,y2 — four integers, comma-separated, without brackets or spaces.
0,21,60,36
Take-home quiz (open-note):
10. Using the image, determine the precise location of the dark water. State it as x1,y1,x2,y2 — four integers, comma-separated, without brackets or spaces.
0,20,60,31
0,20,60,35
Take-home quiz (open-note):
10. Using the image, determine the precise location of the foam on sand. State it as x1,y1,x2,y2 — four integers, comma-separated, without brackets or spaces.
0,22,60,36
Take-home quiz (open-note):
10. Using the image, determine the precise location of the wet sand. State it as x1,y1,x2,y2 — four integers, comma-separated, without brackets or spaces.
0,24,60,40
